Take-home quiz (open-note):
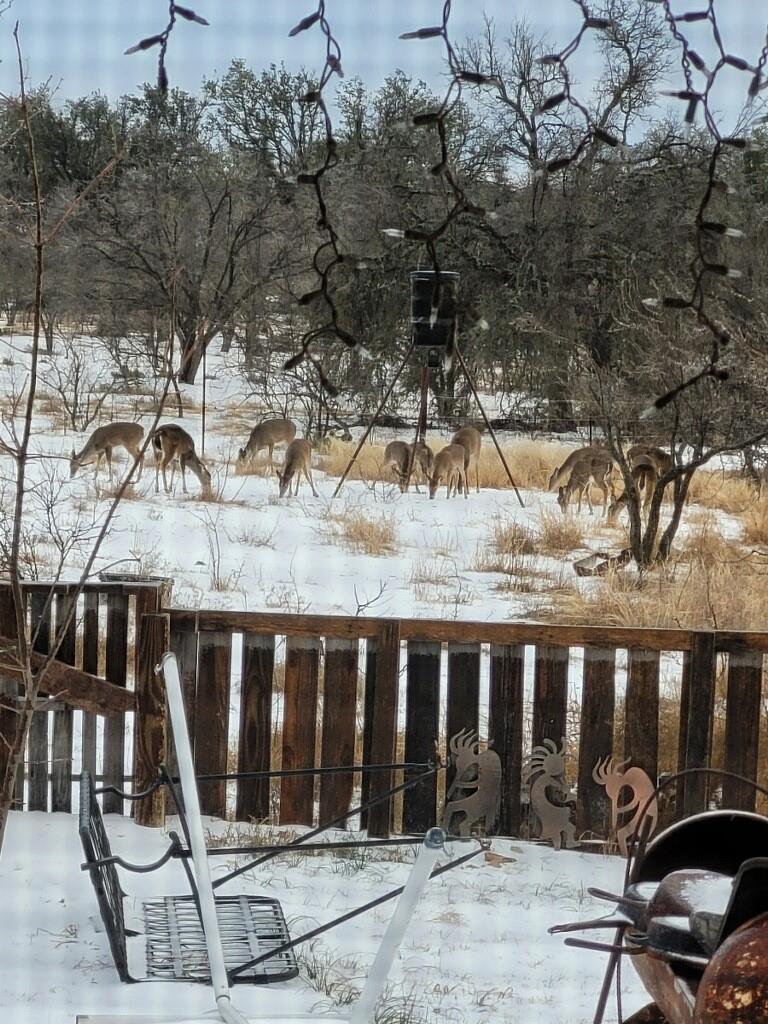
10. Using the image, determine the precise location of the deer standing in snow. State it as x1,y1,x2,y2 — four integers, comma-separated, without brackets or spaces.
150,424,211,496
450,426,482,494
237,418,296,468
428,444,468,499
382,440,434,493
69,422,145,483
278,439,318,497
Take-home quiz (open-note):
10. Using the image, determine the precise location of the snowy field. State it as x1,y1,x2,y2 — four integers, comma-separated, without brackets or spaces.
0,331,623,622
0,810,648,1023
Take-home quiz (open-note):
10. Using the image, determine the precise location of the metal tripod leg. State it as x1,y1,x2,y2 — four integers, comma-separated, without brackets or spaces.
332,340,415,499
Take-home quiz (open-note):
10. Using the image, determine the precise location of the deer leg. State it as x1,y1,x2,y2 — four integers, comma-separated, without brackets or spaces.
292,472,300,496
161,454,172,494
461,467,468,499
475,457,480,494
268,443,274,469
105,448,114,484
305,465,319,497
180,458,188,494
126,444,142,482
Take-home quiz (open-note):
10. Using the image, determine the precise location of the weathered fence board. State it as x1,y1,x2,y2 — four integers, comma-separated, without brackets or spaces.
624,648,661,784
103,593,130,814
236,633,275,824
532,644,569,751
402,641,440,833
279,636,320,826
194,630,231,819
577,647,616,838
28,591,51,812
133,613,169,827
364,623,400,838
722,651,763,811
51,593,76,812
445,643,481,805
489,643,524,836
80,592,99,778
319,638,359,826
680,632,717,816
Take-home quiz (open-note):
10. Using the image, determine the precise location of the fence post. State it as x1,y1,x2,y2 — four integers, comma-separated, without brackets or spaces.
679,631,717,817
133,613,170,827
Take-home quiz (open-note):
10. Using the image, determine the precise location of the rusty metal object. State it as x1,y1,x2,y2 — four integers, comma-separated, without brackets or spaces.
573,548,632,576
627,945,698,1024
695,912,768,1023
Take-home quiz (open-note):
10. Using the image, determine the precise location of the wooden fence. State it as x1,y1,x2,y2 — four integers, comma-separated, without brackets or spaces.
3,588,768,839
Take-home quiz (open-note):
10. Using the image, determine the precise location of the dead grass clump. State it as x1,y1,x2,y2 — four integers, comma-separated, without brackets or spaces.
536,508,584,554
328,508,398,555
677,516,744,567
687,469,756,514
743,496,768,547
540,546,768,631
490,516,537,556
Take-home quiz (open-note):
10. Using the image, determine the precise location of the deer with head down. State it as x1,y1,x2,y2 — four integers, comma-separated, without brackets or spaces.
70,422,145,484
428,443,467,499
450,426,482,494
237,417,297,468
150,424,211,496
278,438,318,498
549,446,615,515
382,440,434,493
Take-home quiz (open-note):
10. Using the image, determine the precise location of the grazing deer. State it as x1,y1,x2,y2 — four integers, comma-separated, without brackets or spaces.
428,443,468,499
549,447,615,515
70,422,145,483
151,424,211,495
237,418,296,467
382,440,434,492
607,445,674,524
450,426,482,494
278,439,318,497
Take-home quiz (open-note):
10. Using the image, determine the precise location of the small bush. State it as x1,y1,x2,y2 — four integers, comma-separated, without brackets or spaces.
328,508,398,555
536,508,584,554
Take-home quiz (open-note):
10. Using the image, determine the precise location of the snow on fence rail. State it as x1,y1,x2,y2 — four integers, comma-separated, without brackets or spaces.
1,580,766,839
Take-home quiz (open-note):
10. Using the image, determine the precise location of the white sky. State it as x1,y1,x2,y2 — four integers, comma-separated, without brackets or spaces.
0,0,765,132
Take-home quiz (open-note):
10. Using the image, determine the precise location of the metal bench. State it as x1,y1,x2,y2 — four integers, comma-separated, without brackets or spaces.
79,768,298,984
78,651,482,1022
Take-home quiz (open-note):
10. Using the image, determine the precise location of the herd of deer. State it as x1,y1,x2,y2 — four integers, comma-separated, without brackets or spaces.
68,418,673,517
68,419,484,501
548,443,674,523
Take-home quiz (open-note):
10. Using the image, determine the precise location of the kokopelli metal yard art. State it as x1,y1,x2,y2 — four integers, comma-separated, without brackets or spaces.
523,738,576,851
592,756,658,858
442,729,501,837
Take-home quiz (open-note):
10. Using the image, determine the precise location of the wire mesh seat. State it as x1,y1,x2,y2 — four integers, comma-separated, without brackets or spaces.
78,769,298,984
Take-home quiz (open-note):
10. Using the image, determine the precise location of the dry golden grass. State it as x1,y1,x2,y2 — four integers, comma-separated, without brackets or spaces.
743,496,768,547
687,469,757,514
316,438,389,482
536,508,585,554
490,515,538,556
327,508,398,555
541,542,768,631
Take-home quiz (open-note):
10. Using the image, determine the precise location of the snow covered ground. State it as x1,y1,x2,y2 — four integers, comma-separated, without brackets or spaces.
0,331,613,622
0,810,648,1023
0,331,715,1021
